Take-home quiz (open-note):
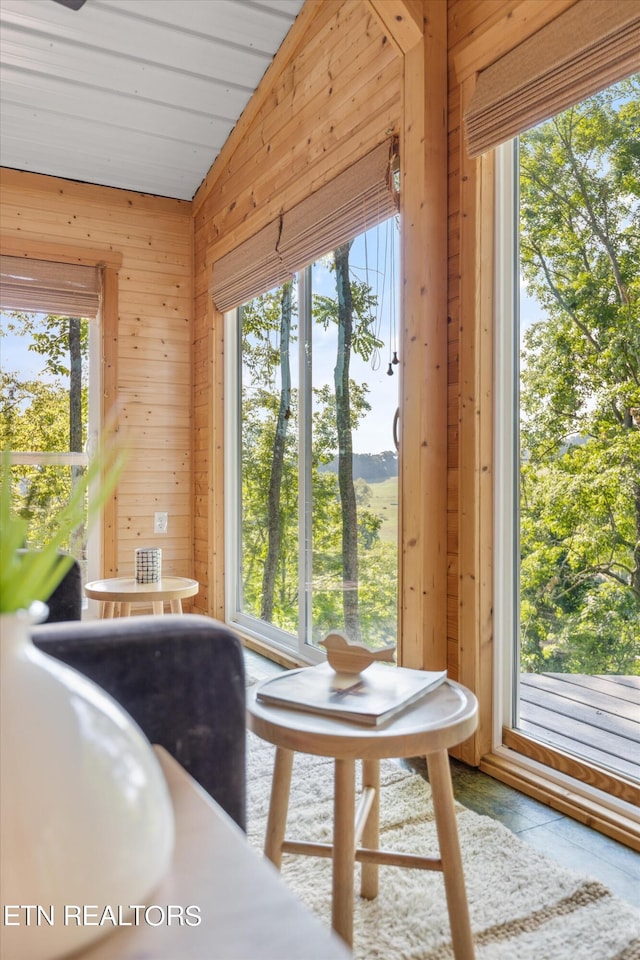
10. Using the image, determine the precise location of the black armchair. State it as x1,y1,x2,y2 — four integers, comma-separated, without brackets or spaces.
44,554,82,622
16,549,83,622
32,614,247,830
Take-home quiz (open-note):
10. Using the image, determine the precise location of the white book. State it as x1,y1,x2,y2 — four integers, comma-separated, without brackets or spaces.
255,661,447,726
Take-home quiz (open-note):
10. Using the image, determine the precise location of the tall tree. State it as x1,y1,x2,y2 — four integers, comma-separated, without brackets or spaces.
5,312,89,455
0,373,79,549
241,257,390,644
333,241,361,640
519,77,640,673
313,245,384,642
261,282,293,622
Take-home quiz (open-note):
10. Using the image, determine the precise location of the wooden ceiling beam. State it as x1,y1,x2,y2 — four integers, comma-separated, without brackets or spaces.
367,0,424,55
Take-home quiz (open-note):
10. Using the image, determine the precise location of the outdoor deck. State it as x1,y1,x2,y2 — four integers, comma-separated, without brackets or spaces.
518,673,640,783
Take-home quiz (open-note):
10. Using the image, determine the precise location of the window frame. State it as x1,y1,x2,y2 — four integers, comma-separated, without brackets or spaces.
1,303,103,605
493,139,520,749
224,237,401,661
490,139,640,830
0,243,121,611
224,265,323,661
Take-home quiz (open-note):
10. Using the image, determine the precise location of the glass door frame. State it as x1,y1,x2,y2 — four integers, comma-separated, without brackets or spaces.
493,140,520,749
223,268,323,663
491,142,639,828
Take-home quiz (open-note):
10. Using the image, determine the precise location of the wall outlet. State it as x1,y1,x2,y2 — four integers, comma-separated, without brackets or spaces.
154,512,168,534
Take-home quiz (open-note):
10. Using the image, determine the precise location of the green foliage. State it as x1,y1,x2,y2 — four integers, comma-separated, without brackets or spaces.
314,275,383,362
240,390,300,631
361,476,398,544
1,375,86,550
519,77,640,675
1,312,89,553
0,374,77,450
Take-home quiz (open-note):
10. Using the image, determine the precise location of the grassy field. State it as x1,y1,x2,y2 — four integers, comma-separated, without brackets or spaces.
363,477,398,543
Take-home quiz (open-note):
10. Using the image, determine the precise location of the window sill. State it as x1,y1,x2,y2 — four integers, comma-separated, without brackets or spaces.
236,630,308,671
481,746,640,852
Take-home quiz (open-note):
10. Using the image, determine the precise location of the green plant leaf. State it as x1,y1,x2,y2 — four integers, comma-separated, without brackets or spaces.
0,428,127,614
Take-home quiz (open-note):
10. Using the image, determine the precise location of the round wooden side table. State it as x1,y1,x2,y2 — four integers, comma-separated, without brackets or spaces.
84,576,199,618
247,678,478,958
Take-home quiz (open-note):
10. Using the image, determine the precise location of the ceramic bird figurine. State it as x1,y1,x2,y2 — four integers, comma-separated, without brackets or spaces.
320,632,396,675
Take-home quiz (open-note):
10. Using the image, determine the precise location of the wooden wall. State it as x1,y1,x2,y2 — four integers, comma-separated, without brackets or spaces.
192,0,403,620
446,0,579,762
0,169,194,590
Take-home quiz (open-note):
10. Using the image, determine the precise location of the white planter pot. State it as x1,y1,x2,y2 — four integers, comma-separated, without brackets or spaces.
0,604,175,960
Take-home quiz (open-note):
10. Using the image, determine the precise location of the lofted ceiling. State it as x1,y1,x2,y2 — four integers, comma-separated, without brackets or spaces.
0,0,305,201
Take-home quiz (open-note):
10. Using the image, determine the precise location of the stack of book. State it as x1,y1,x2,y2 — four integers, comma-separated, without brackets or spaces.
256,661,447,726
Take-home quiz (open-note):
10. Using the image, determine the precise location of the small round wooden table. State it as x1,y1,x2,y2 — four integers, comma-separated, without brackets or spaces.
84,577,199,618
247,678,478,958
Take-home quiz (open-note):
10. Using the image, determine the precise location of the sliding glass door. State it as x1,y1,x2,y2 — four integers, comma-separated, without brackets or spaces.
495,77,640,790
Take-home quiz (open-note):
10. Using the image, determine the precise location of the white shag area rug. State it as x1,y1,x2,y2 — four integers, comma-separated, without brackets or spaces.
247,733,640,960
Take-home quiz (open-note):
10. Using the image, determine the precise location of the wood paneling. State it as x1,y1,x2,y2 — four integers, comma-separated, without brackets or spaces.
369,0,423,54
0,168,193,581
399,2,448,670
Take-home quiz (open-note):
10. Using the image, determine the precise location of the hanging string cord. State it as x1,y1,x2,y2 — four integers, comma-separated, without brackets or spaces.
380,220,389,361
390,219,397,363
365,217,382,372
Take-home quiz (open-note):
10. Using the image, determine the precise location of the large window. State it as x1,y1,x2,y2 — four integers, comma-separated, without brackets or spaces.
226,219,399,659
0,257,102,589
495,77,639,789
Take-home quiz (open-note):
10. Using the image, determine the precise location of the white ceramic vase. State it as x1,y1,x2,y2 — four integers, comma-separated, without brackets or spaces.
0,604,175,960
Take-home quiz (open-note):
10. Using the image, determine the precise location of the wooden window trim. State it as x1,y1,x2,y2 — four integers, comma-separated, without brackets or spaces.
482,745,640,852
0,236,122,271
502,728,640,809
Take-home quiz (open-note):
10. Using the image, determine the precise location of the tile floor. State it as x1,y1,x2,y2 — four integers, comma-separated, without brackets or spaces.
244,648,640,910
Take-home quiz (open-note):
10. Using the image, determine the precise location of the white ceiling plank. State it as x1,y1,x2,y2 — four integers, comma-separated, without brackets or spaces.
1,21,267,93
247,0,307,14
1,129,202,201
93,0,300,52
1,31,257,116
0,0,306,199
1,103,216,173
1,3,274,86
1,66,235,147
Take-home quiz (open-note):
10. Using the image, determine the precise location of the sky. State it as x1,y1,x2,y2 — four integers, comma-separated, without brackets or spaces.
243,220,402,456
1,314,41,377
1,312,68,396
520,285,542,333
310,228,400,455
